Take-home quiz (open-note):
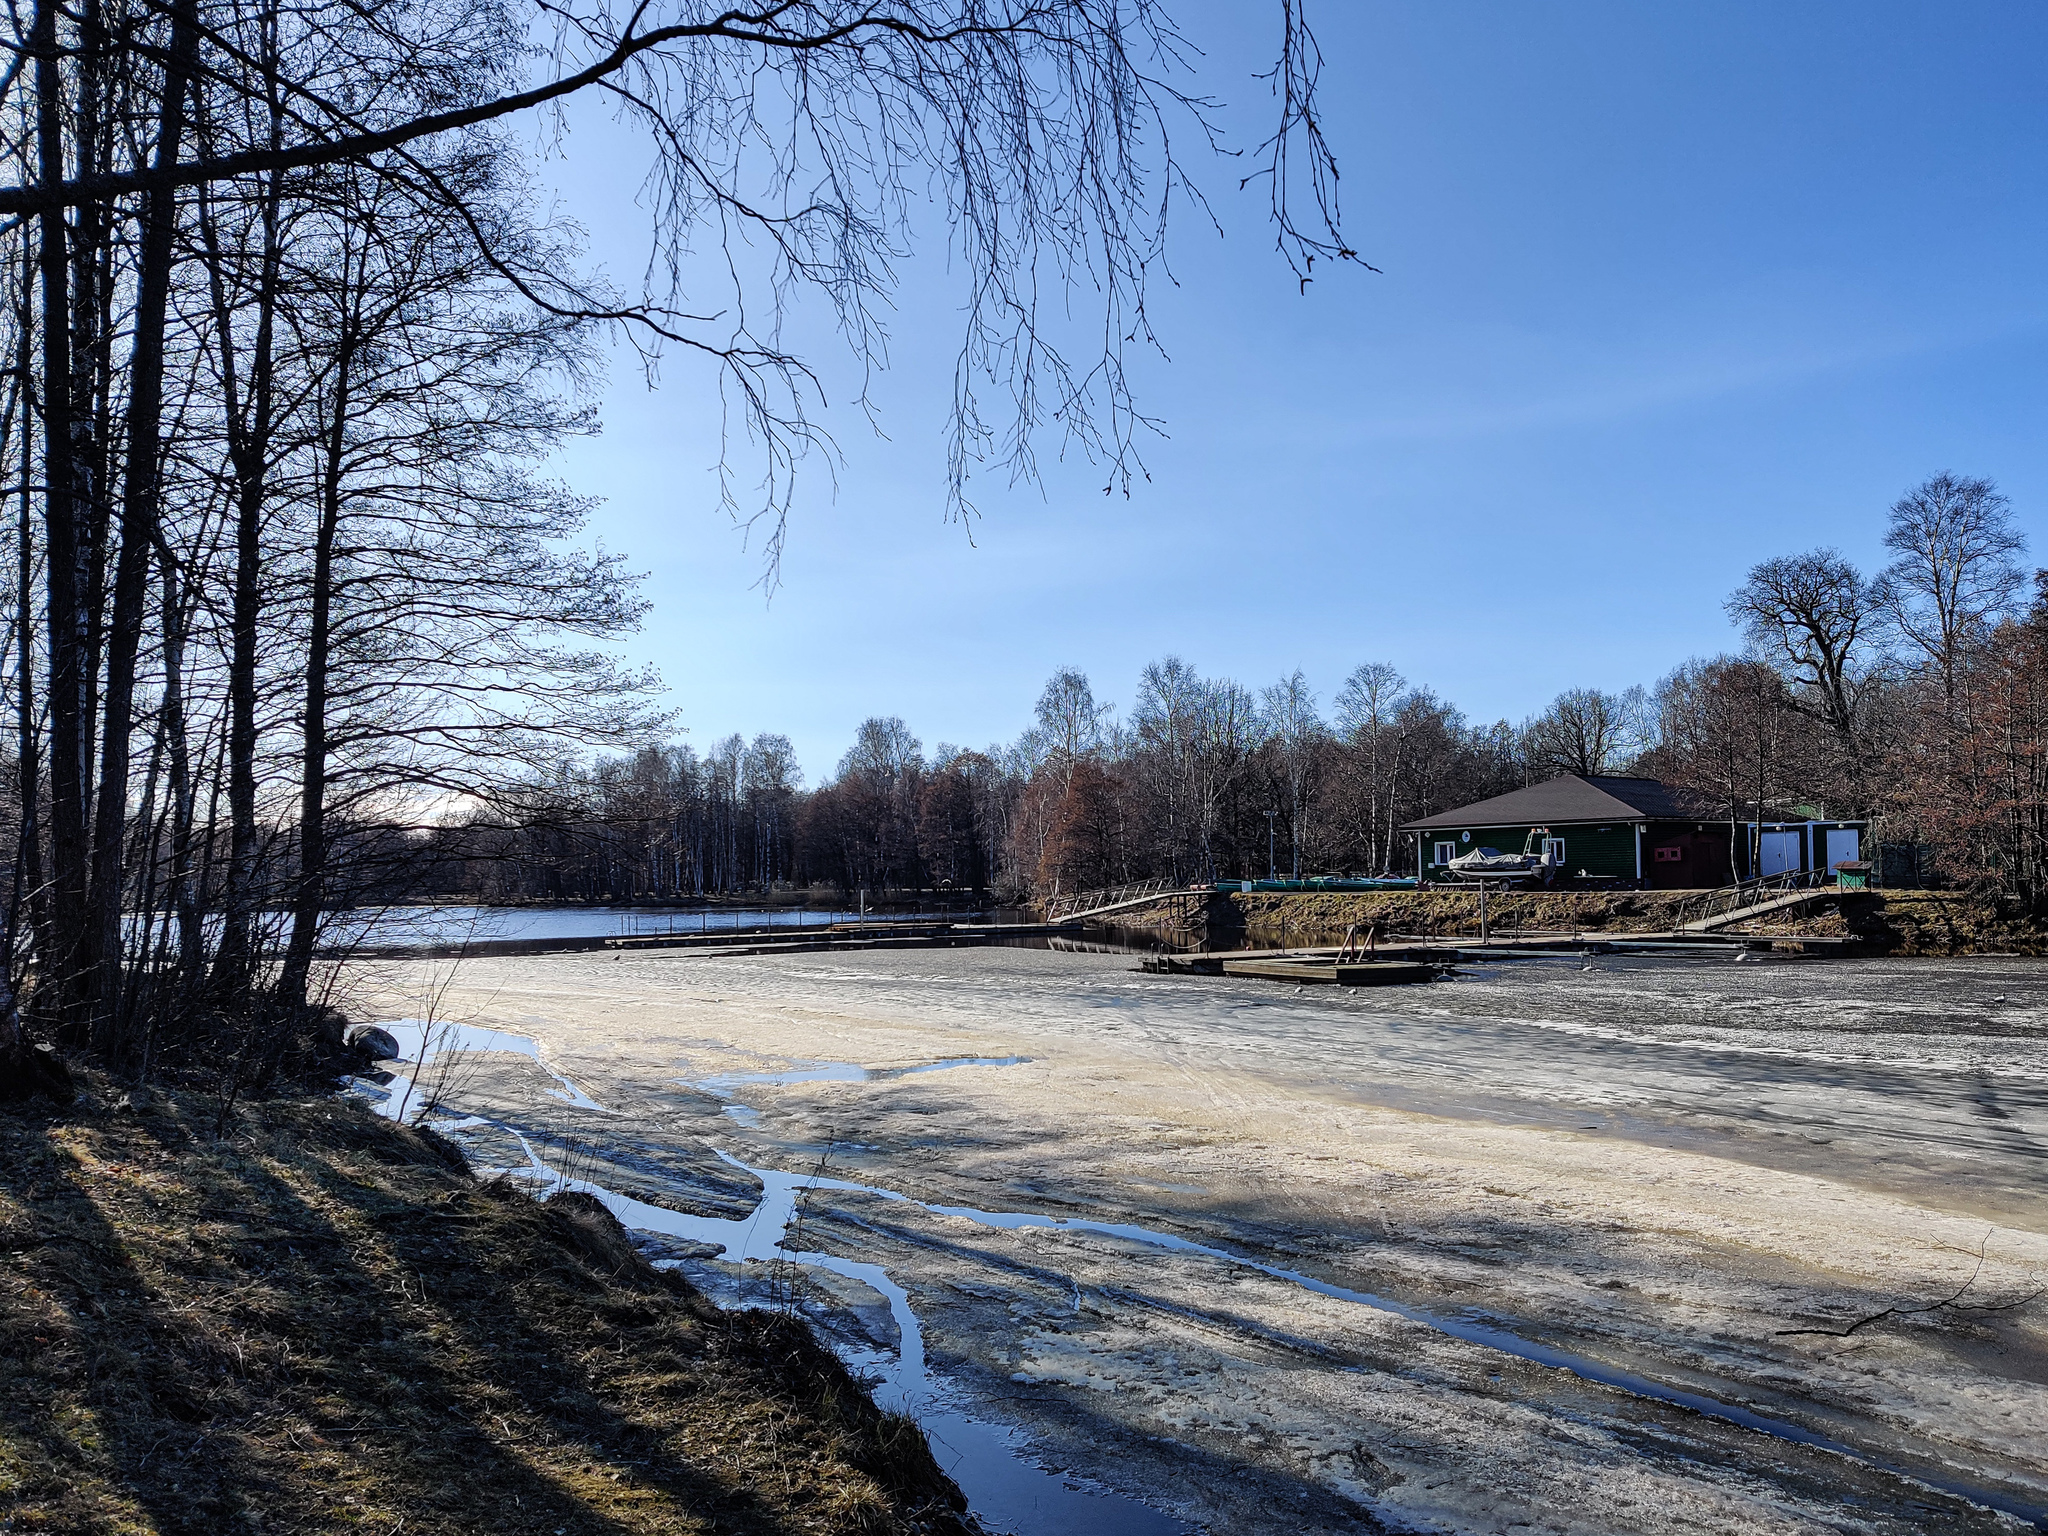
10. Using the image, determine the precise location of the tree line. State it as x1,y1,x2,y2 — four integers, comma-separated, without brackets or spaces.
0,0,1354,1091
456,473,2043,906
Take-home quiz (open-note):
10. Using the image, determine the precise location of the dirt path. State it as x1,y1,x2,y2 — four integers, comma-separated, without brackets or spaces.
340,945,2048,1534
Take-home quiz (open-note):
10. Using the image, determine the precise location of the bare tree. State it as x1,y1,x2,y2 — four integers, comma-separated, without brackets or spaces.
1523,687,1643,777
1260,670,1321,878
0,2,1357,569
1334,661,1405,874
1643,656,1800,873
1882,473,2027,698
1131,656,1206,881
741,734,802,887
0,0,1361,1086
1033,667,1112,787
1190,677,1260,880
1725,549,1880,764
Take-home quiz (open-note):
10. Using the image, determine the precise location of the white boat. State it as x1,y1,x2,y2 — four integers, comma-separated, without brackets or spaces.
1444,831,1562,884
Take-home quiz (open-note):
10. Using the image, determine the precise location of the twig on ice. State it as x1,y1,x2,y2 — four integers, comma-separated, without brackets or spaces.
1776,1229,2045,1338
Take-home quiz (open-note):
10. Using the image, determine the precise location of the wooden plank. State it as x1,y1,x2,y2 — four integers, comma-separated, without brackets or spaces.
1222,959,1339,982
1334,961,1438,986
1219,958,1437,986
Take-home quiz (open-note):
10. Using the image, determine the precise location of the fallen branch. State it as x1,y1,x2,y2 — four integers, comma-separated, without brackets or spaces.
1777,1232,2046,1337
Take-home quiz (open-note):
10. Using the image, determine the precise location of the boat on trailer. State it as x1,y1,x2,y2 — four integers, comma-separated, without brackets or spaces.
1444,829,1563,885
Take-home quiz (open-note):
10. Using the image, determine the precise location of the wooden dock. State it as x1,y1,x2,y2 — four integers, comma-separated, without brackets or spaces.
1143,925,1869,988
1217,958,1438,986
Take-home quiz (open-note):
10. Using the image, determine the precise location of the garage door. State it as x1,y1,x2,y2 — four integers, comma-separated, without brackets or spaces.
1759,830,1802,877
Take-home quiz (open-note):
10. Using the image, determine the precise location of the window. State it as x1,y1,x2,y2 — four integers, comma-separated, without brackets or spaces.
1543,838,1566,864
1654,846,1683,863
1434,841,1457,866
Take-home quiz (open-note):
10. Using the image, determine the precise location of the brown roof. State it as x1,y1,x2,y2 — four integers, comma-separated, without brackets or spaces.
1400,775,1718,832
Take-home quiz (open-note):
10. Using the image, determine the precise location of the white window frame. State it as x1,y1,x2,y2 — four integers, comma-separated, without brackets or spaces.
1543,837,1565,864
1433,841,1457,866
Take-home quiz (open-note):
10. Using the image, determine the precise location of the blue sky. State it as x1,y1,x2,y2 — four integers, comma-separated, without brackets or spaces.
538,1,2048,783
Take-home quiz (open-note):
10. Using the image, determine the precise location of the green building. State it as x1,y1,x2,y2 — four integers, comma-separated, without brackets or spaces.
1402,775,1866,889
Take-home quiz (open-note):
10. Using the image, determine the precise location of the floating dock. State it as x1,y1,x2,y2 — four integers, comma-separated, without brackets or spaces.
1142,926,1869,989
1217,958,1438,986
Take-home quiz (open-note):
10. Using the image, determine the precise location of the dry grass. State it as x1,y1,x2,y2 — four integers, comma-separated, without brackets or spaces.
0,1078,973,1535
1220,888,2048,953
1226,888,1704,939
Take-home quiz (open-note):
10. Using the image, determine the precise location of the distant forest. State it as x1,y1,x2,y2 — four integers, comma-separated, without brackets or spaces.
442,474,2048,906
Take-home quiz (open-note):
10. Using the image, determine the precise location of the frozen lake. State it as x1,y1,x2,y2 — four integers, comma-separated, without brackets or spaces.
327,902,960,947
344,945,2048,1535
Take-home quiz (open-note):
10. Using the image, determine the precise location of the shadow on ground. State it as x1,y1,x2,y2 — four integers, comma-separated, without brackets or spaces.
0,1082,972,1535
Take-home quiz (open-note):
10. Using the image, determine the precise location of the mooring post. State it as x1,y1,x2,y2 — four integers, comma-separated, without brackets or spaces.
1480,882,1489,946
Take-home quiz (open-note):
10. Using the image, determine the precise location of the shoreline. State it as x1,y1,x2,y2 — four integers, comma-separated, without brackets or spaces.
0,1074,976,1536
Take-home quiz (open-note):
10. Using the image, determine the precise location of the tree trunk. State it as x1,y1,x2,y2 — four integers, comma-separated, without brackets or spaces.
206,164,283,995
84,0,198,1051
9,258,43,966
279,323,354,1006
33,0,91,1034
159,553,200,985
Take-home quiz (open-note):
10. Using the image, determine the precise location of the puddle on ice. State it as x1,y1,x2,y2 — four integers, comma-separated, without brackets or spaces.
1125,1179,1209,1196
692,1061,870,1094
355,1018,607,1119
487,1128,1185,1536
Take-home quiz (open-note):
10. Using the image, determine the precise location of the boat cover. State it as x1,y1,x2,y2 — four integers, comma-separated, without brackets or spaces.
1446,847,1543,876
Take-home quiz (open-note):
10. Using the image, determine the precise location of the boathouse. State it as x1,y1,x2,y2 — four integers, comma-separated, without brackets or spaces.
1401,775,1866,888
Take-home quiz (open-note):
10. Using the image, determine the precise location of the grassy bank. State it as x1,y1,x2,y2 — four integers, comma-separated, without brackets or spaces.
1237,889,2048,953
0,1079,971,1535
1226,888,1698,938
1101,888,2048,954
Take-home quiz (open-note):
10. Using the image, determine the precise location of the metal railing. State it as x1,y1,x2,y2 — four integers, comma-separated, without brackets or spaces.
1044,876,1181,922
1677,869,1825,928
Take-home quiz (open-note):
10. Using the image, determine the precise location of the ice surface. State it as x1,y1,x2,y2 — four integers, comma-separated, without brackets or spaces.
463,1047,2048,1527
488,1125,1186,1534
357,947,2048,1534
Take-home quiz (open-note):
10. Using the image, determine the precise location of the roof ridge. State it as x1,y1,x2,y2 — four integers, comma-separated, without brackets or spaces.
1400,772,1686,830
